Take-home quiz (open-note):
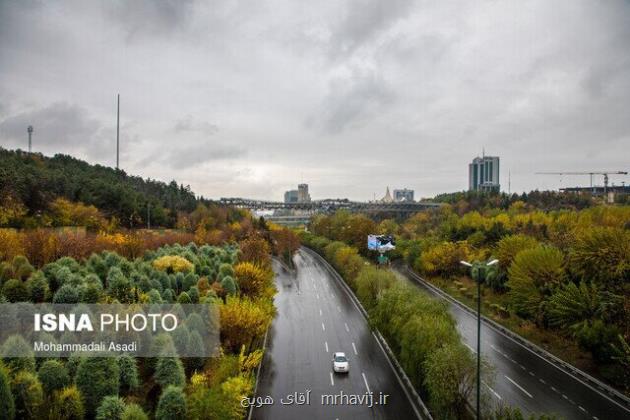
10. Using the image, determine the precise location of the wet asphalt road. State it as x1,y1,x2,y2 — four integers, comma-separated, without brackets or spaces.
252,250,419,420
396,267,630,420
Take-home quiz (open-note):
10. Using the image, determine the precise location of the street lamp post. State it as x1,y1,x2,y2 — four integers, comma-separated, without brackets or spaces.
460,258,498,420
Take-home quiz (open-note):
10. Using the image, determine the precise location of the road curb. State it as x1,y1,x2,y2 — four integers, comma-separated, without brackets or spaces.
399,265,630,413
248,258,287,420
248,327,269,420
302,247,433,420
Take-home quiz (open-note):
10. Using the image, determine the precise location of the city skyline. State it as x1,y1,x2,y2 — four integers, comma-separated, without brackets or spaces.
1,1,629,201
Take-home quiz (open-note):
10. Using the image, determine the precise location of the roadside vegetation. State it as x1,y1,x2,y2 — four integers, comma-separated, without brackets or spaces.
0,235,281,420
0,149,303,419
308,199,630,393
300,232,555,419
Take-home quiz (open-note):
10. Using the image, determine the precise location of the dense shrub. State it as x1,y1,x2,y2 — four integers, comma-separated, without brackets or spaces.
155,385,187,420
569,227,630,290
508,245,566,318
234,262,273,299
51,386,85,420
154,357,186,388
118,355,139,394
37,359,70,394
220,276,237,296
11,370,44,419
495,234,539,271
95,395,126,420
121,403,149,420
355,266,395,311
1,335,36,373
220,296,274,352
419,241,471,277
153,256,194,274
107,267,133,303
177,291,192,304
76,357,120,417
2,279,29,302
399,315,459,385
0,362,15,420
52,283,81,304
423,343,477,419
26,271,50,302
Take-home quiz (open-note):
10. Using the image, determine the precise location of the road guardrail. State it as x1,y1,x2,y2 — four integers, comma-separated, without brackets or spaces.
399,265,630,414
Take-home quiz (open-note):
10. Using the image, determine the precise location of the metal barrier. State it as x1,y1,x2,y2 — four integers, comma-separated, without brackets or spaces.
400,265,630,413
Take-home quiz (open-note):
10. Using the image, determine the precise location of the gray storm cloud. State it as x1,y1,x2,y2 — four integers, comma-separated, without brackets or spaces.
0,0,629,200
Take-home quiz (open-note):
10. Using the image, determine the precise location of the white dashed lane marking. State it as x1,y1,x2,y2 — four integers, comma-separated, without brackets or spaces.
464,343,476,353
362,372,371,394
483,382,502,400
505,375,533,398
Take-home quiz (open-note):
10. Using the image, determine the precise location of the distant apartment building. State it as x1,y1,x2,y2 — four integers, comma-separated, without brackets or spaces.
469,156,500,192
284,183,311,203
298,183,311,202
393,188,414,202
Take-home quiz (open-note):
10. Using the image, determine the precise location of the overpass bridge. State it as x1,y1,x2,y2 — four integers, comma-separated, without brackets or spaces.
219,198,442,224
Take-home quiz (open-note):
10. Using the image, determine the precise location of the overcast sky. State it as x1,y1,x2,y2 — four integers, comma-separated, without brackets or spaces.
1,0,629,200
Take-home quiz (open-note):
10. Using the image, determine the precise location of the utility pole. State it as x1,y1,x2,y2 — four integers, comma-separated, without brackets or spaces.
461,259,499,420
27,125,33,153
116,94,120,169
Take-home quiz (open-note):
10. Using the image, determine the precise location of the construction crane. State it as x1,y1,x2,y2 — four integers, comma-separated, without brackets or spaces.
536,171,628,194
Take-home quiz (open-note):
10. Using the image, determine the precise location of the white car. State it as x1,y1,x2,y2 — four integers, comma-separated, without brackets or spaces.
332,352,349,373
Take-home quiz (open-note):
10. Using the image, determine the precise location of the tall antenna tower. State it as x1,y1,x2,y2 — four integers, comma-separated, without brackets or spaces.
27,125,33,153
116,94,120,169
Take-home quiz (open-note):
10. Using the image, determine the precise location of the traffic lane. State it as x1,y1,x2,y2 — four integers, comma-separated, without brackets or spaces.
450,288,626,420
296,254,375,419
456,308,580,418
396,268,629,420
300,253,417,419
255,256,416,420
254,261,335,420
299,251,418,419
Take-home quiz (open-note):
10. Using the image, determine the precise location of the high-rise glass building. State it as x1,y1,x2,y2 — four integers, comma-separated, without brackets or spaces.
469,156,500,192
284,190,299,203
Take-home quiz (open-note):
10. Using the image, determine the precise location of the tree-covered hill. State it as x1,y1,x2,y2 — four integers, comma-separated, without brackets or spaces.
0,148,210,228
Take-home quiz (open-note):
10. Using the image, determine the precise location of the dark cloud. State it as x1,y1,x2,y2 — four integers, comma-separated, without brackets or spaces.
0,103,110,159
1,1,629,199
105,0,197,41
174,115,219,136
327,0,414,57
307,67,394,134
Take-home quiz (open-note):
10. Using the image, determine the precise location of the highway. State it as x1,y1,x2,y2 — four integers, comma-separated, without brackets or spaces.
252,251,420,420
396,267,630,420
